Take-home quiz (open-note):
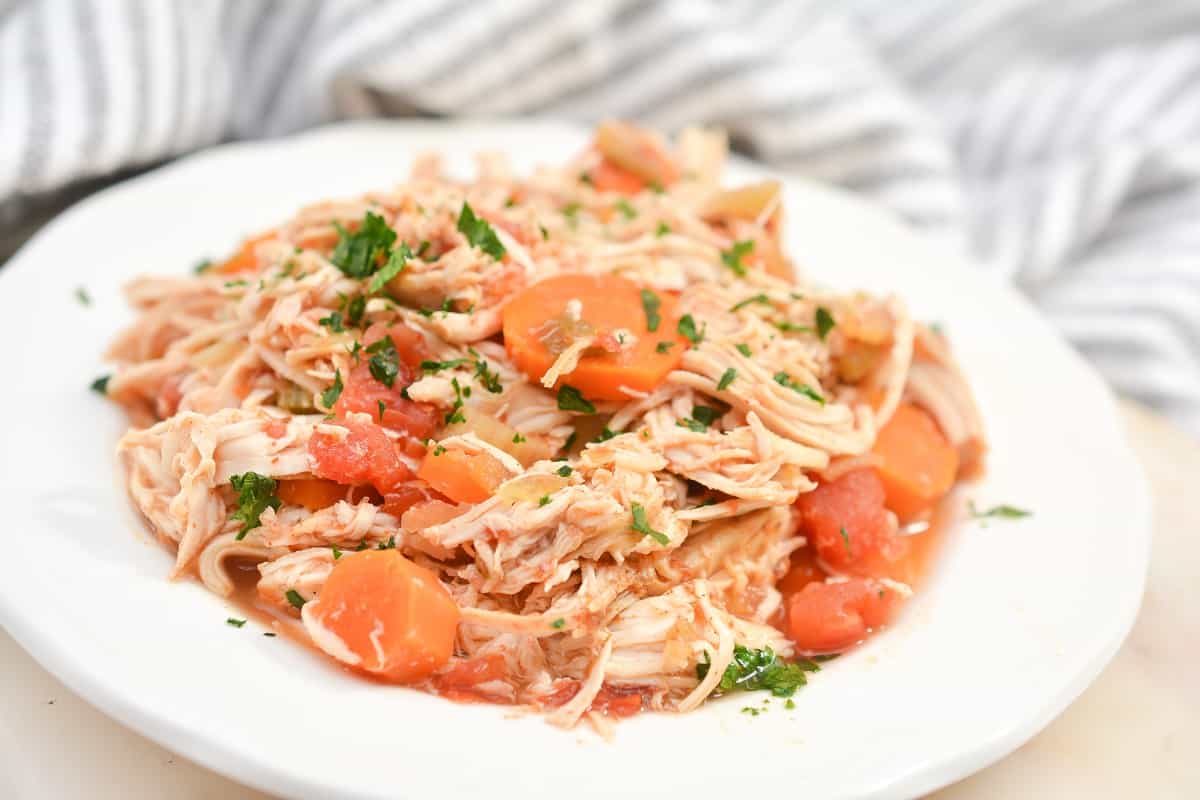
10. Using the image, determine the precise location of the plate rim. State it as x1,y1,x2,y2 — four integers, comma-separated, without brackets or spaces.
0,118,1152,800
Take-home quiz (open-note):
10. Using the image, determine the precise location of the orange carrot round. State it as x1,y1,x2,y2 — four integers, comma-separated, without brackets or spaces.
871,403,959,521
502,273,688,402
215,231,275,274
417,448,508,505
303,550,460,683
276,478,347,511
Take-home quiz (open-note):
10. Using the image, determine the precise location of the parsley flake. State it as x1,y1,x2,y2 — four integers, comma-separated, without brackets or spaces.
840,526,852,556
366,336,400,388
631,502,670,546
615,198,637,219
556,465,572,478
321,369,343,408
716,368,737,391
331,212,397,279
773,372,825,405
677,314,705,346
730,293,770,312
640,289,662,332
318,311,345,332
457,202,506,260
512,433,527,444
229,472,281,540
696,646,818,698
75,287,91,306
420,358,469,373
551,617,566,629
226,617,246,628
656,340,675,354
721,240,755,277
968,501,1032,522
538,495,551,507
90,375,110,395
655,221,671,237
285,589,307,610
557,384,596,414
367,241,412,294
735,343,752,357
815,306,835,340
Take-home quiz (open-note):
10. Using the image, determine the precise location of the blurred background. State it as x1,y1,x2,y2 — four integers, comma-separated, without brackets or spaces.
1,0,1198,434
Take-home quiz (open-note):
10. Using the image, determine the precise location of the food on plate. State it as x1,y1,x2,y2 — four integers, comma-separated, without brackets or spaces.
98,121,986,729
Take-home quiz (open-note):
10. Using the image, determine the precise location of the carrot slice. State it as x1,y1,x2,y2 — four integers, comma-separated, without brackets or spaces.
417,448,508,505
276,478,347,511
302,550,460,683
871,403,959,521
215,231,275,274
502,273,688,402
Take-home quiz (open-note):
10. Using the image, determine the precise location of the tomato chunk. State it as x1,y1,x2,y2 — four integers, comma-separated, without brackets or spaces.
784,578,904,653
796,469,908,579
302,550,460,682
334,352,439,442
433,654,508,702
276,478,348,511
309,419,412,495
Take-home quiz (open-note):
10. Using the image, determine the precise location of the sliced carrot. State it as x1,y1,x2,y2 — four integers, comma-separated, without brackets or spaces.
502,273,688,402
417,448,508,505
277,478,347,511
400,499,466,532
588,157,647,194
871,403,959,521
303,550,460,683
215,231,275,274
784,578,904,653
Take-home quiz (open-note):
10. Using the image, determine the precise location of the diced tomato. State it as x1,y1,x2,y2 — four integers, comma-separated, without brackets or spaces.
303,550,461,683
380,484,446,518
334,362,440,441
433,654,509,703
309,419,412,495
777,545,827,596
784,578,904,653
591,684,645,718
795,469,909,579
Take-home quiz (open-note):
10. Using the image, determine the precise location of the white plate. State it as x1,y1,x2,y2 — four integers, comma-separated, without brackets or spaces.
0,121,1150,800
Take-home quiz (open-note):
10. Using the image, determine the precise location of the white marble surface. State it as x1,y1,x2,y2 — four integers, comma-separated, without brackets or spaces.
2,401,1196,800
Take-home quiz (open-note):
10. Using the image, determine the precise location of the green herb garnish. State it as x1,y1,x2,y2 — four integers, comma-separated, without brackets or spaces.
696,645,818,698
285,589,306,610
557,384,596,414
656,340,675,354
556,465,573,477
716,367,737,391
367,241,412,294
735,343,752,357
366,336,400,388
456,202,506,260
720,240,754,277
677,314,705,346
318,311,345,333
655,221,671,237
615,198,637,220
640,289,662,332
773,372,825,405
321,369,343,408
229,472,281,540
730,293,769,312
631,502,670,546
331,212,397,279
226,617,246,628
815,306,835,340
90,375,111,395
968,501,1032,521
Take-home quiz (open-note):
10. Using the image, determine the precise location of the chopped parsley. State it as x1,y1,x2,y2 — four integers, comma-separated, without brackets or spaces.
331,545,342,560
614,198,637,219
75,287,91,306
538,495,551,507
656,340,675,354
318,310,345,332
456,202,506,260
696,645,818,698
785,698,796,710
631,502,670,546
539,224,549,240
418,298,456,318
677,314,705,346
229,472,281,540
730,293,769,312
773,372,825,405
224,279,248,288
444,377,467,424
226,617,246,628
321,369,344,408
367,241,412,294
285,589,307,610
377,535,396,550
716,367,737,391
344,294,366,327
90,375,110,395
579,172,594,187
720,240,754,277
640,289,662,332
193,259,213,274
366,335,400,388
512,432,527,444
263,632,277,637
594,427,617,442
432,444,447,456
655,221,671,237
551,617,566,629
968,501,1032,522
839,526,852,556
331,211,397,279
472,354,503,394
562,202,581,225
815,306,836,340
556,465,573,477
420,358,469,373
775,320,812,334
416,240,431,258
735,343,752,357
377,400,386,421
557,384,596,414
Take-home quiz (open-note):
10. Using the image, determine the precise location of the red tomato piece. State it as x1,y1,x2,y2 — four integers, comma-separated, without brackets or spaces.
334,362,440,441
796,469,909,578
308,418,412,495
784,578,904,653
432,654,509,703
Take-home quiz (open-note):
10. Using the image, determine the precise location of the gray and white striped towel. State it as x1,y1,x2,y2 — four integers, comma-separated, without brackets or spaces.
3,0,1198,433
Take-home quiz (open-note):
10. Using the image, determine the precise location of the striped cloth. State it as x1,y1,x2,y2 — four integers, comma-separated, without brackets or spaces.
3,0,1198,433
